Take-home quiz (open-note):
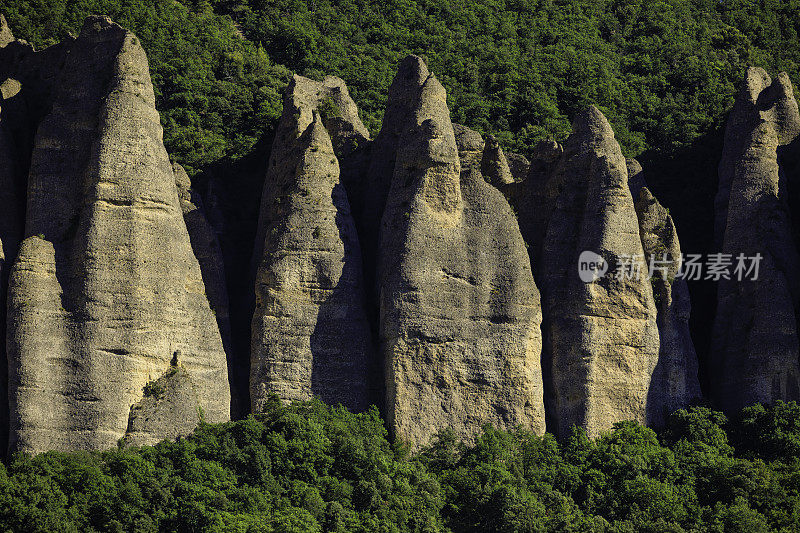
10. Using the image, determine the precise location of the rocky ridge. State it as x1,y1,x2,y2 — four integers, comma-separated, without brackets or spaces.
2,15,800,454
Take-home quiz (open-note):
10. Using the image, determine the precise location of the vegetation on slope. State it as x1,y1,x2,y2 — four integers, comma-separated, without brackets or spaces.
1,399,800,532
2,0,799,172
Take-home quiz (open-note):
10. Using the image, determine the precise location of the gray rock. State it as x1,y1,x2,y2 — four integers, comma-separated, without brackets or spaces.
711,67,800,411
250,75,375,413
539,106,660,438
122,362,204,447
379,59,545,447
6,17,230,454
481,135,514,187
634,186,701,425
505,151,530,183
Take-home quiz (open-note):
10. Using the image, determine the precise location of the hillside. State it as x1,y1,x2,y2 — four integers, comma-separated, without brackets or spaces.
3,0,799,169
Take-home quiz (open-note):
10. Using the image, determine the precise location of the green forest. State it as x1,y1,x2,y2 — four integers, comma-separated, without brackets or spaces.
2,0,799,172
1,398,800,532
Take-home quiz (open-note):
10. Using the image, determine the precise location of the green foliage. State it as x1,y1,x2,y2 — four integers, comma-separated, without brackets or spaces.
0,398,445,532
1,401,800,531
317,97,341,121
3,0,799,175
142,380,166,399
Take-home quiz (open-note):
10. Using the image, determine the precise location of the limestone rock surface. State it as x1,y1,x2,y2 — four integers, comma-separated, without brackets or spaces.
634,186,701,424
538,106,660,437
481,135,514,187
6,17,230,454
711,67,800,411
250,75,375,413
379,58,545,446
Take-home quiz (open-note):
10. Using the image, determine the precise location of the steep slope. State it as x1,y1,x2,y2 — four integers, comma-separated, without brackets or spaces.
711,67,800,411
6,17,230,454
379,56,545,446
250,75,375,413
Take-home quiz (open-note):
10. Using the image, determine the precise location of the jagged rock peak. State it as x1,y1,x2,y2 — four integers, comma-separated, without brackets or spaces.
715,67,800,246
571,105,617,147
285,74,370,157
380,56,545,447
711,67,800,412
6,16,230,454
251,76,375,414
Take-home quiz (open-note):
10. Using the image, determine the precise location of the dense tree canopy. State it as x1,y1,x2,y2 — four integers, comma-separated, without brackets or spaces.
1,399,800,532
2,0,798,172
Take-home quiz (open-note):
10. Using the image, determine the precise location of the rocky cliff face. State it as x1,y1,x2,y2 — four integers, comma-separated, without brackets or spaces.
5,17,230,454
250,75,375,413
377,58,545,446
711,67,800,411
2,14,798,453
536,107,661,437
634,186,701,425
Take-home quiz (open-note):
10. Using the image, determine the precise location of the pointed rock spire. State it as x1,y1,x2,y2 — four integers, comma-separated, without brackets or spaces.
379,58,545,446
7,17,230,454
250,76,375,413
481,135,514,187
535,106,661,437
711,67,800,411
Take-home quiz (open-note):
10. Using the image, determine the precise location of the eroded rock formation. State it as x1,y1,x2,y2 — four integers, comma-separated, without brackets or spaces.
250,75,375,413
1,12,797,453
634,186,701,425
481,135,514,187
6,17,230,454
711,67,800,411
378,57,545,446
